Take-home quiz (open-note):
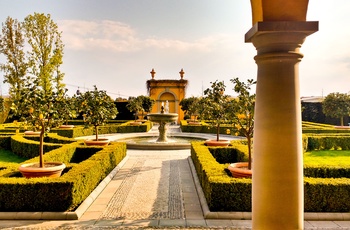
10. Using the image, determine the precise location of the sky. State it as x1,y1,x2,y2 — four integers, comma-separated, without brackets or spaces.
0,0,349,99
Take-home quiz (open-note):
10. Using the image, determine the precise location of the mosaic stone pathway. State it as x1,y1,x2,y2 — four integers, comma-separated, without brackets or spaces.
99,151,187,220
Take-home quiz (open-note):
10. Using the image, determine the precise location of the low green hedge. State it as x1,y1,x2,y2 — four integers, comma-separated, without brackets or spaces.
208,142,248,164
118,121,152,133
304,165,350,178
304,177,350,212
0,133,14,150
10,134,67,159
306,135,350,151
302,121,350,134
180,120,233,135
0,141,126,211
191,141,350,212
191,141,252,211
51,126,94,138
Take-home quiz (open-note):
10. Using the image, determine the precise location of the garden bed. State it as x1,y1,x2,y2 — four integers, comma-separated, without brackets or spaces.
0,141,126,212
191,140,350,212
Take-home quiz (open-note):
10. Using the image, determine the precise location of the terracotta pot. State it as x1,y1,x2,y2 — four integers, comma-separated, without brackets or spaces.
59,125,75,129
84,138,110,146
228,162,252,178
205,139,230,147
19,162,66,178
188,121,201,125
334,126,350,129
24,131,41,136
130,121,142,125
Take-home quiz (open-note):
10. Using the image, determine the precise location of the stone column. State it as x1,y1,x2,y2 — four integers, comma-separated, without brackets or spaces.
245,21,318,230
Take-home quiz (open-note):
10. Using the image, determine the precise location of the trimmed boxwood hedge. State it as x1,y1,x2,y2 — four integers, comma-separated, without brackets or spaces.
191,141,252,211
306,135,350,151
191,141,350,212
10,134,75,159
0,141,126,212
180,120,233,135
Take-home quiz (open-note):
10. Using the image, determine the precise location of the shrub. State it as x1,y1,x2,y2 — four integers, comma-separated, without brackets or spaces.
0,141,126,211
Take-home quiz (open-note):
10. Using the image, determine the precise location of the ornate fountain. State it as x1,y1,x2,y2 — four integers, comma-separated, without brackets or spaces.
147,102,178,142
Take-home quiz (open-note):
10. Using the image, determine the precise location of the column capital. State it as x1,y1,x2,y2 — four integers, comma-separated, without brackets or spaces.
245,21,318,57
245,21,318,43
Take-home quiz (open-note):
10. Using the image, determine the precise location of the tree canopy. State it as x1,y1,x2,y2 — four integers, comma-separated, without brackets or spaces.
0,17,27,102
201,80,231,141
322,92,350,126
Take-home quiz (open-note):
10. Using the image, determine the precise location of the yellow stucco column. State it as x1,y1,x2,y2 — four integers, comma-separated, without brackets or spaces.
245,22,318,230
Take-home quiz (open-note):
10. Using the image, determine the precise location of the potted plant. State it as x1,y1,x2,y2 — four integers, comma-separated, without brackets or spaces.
13,79,68,178
227,78,256,178
201,80,231,146
2,13,67,178
76,85,118,146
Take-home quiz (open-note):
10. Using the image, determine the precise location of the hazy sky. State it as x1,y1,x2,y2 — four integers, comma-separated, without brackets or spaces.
0,0,349,99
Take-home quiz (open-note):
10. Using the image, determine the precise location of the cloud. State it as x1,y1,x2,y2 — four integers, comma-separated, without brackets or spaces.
57,19,239,53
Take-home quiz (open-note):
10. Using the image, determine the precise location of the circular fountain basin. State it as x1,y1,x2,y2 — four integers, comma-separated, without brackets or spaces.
114,133,207,150
146,113,178,122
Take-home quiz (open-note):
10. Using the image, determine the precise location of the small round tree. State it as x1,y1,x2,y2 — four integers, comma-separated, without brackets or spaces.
126,96,143,121
76,85,118,141
229,78,256,170
127,95,154,121
202,80,231,142
322,92,350,126
139,95,155,119
10,77,69,167
180,96,200,121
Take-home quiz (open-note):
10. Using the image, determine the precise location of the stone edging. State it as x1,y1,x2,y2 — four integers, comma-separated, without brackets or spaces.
0,155,129,220
187,156,350,221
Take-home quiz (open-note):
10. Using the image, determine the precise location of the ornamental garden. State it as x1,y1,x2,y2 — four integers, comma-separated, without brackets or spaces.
0,13,350,215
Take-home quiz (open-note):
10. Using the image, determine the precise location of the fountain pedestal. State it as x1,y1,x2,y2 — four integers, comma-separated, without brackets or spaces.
157,121,169,142
147,108,178,143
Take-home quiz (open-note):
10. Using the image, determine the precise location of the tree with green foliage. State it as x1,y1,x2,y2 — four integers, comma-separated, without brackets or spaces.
127,95,155,121
180,96,200,120
23,13,65,95
322,92,350,126
127,96,142,121
0,16,27,103
10,77,70,167
76,85,118,141
202,80,231,141
229,78,256,170
2,13,68,168
138,95,155,119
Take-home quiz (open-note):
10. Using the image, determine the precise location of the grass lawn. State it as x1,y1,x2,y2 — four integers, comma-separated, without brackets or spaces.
304,150,350,167
0,149,26,167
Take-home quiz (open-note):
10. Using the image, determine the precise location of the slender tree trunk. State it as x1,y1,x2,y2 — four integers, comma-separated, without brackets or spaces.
95,125,98,141
247,136,252,170
341,116,344,126
39,124,45,168
216,124,220,141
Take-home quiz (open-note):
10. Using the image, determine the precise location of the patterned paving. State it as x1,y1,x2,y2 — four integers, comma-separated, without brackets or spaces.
99,153,185,220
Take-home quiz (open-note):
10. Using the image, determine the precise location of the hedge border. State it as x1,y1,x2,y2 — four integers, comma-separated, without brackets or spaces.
191,141,350,212
0,141,126,212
